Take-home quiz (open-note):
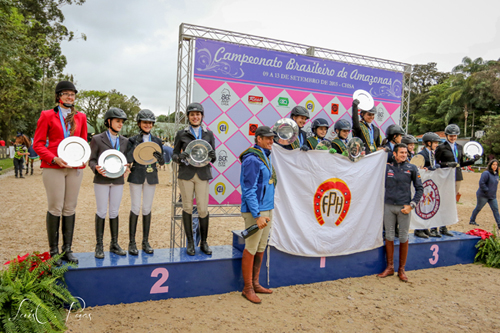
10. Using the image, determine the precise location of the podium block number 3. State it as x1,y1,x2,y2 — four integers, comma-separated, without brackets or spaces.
429,244,439,265
150,268,169,294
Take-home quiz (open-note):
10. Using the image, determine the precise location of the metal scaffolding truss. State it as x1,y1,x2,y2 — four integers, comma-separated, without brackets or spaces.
170,23,412,249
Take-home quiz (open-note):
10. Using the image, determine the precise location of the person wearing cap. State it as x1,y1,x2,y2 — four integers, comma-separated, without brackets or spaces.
382,125,405,163
331,119,351,155
351,100,382,155
306,118,335,152
239,126,277,304
378,143,423,282
401,134,418,162
414,132,442,238
435,124,480,236
172,102,216,256
89,107,129,259
33,80,88,265
126,109,165,255
277,106,310,151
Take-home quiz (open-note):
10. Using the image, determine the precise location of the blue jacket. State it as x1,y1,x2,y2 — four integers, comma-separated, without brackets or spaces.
385,160,423,206
240,145,275,218
477,170,499,199
418,148,440,170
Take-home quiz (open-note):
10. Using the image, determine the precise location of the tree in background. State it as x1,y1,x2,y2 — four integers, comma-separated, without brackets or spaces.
0,0,86,142
407,63,449,134
76,89,141,134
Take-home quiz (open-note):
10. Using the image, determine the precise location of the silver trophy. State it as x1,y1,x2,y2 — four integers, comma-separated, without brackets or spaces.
184,139,213,167
272,118,299,145
346,137,365,162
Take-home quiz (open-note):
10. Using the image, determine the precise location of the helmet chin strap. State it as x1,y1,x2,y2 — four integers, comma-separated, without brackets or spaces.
59,98,74,108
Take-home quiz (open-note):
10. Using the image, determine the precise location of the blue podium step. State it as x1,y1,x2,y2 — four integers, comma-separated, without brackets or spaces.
65,231,480,307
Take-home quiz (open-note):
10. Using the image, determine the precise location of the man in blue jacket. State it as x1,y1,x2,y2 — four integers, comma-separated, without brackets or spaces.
377,143,423,282
239,126,277,304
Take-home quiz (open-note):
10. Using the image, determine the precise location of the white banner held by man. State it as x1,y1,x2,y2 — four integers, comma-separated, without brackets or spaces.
410,168,458,229
269,146,386,257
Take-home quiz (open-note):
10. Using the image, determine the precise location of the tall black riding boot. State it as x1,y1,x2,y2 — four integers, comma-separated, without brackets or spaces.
46,212,62,266
61,214,78,264
30,167,33,175
95,214,105,259
182,211,195,256
128,211,139,255
109,217,126,256
142,213,154,254
199,214,212,255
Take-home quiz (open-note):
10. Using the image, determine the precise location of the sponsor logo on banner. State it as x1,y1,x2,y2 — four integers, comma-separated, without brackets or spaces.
221,88,231,106
215,182,226,195
313,178,351,226
376,106,384,122
278,97,289,107
331,103,339,115
248,95,264,104
218,121,229,134
249,123,258,136
415,179,440,219
218,150,228,168
305,100,315,113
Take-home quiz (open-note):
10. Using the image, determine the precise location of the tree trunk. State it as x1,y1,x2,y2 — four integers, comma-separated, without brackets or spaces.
464,104,468,137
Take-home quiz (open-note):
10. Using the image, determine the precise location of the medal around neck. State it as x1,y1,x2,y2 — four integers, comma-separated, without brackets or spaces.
353,89,374,111
410,154,425,168
463,141,483,159
57,136,91,167
272,118,298,145
346,137,365,162
98,149,127,178
185,139,212,167
133,141,161,165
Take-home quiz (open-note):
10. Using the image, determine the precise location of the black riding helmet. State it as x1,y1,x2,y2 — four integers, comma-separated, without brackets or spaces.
137,109,156,123
186,102,204,115
136,109,156,134
334,119,352,133
401,134,418,145
386,124,405,141
55,81,78,107
290,106,310,120
104,107,127,132
422,132,441,145
186,102,204,126
311,118,330,136
445,124,460,136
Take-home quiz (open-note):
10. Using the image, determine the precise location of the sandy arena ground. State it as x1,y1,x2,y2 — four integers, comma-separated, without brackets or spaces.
1,162,499,332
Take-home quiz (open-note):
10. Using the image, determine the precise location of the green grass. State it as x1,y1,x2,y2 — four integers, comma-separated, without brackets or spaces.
0,158,14,174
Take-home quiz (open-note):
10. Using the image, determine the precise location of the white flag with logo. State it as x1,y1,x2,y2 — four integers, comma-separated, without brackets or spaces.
269,146,386,257
410,168,458,229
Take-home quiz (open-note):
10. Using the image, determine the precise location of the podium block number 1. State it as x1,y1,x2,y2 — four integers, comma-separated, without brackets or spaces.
150,268,169,294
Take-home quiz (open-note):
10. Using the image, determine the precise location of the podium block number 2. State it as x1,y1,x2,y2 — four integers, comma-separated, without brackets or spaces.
429,244,439,265
150,268,169,294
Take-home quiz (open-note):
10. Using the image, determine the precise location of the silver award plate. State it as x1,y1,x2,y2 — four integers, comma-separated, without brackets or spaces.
353,89,375,111
57,136,91,167
185,139,212,168
272,118,299,145
133,142,161,165
346,137,365,162
463,141,483,158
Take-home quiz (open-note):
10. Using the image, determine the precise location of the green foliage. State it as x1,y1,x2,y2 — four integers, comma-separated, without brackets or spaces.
0,252,81,333
76,89,141,135
475,228,500,268
408,59,500,137
480,114,500,157
0,0,86,142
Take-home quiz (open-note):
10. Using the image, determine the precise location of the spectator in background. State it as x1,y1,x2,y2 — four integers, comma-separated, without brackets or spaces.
13,134,30,178
469,159,500,229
